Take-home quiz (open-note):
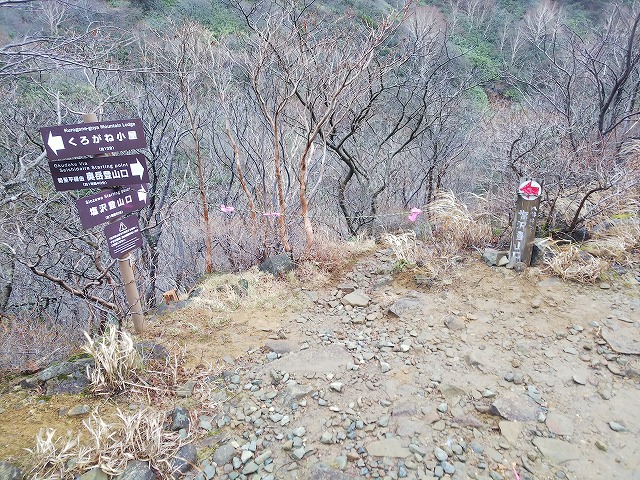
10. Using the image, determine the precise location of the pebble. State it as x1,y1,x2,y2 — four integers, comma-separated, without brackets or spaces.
609,421,627,432
434,447,448,461
437,403,448,413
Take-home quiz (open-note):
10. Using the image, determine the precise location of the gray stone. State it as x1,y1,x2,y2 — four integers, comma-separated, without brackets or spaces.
609,421,628,432
20,376,39,389
366,438,411,458
170,406,190,432
67,404,90,416
434,447,448,461
490,391,541,422
337,282,356,293
259,254,295,276
444,316,466,331
380,361,392,373
264,340,297,354
388,298,421,318
135,342,170,362
37,361,79,382
171,444,197,477
241,462,259,475
78,468,109,480
601,320,640,354
546,412,574,436
499,421,522,444
0,462,24,480
341,291,370,307
176,380,196,398
329,382,344,393
482,248,509,267
532,438,581,464
266,345,351,374
116,460,156,480
212,443,236,466
321,431,333,444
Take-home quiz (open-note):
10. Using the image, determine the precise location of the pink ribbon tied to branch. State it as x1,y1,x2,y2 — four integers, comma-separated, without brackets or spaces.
407,207,422,222
220,204,235,213
262,212,281,217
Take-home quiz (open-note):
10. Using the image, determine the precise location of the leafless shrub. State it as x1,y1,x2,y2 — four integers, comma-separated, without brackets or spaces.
544,244,609,283
82,329,142,394
0,314,78,375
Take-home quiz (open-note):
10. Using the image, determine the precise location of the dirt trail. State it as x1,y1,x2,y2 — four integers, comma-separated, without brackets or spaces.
1,248,639,480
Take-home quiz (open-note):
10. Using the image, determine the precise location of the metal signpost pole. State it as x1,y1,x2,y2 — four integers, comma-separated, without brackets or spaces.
82,113,144,333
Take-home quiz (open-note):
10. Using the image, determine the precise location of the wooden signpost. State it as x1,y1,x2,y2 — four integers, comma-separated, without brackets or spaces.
509,179,542,266
40,114,147,333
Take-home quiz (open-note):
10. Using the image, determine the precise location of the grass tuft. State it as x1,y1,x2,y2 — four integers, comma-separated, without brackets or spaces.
544,244,609,283
82,329,142,394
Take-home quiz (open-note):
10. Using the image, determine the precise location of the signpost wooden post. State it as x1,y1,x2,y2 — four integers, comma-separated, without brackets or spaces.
81,113,144,334
509,179,542,266
40,113,147,333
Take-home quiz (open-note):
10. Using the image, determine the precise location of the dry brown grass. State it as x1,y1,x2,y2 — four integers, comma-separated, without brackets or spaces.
297,232,376,287
28,407,191,479
82,329,143,394
582,217,640,265
544,244,609,283
426,190,494,256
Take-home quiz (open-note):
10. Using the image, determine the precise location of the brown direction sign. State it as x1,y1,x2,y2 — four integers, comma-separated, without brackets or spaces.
40,118,146,160
104,215,143,259
76,185,148,230
48,154,149,191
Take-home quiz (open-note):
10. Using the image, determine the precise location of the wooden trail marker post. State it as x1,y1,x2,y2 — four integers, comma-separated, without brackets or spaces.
40,114,148,333
508,179,542,266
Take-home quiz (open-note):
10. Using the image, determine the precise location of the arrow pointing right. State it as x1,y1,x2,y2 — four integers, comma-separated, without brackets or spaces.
48,131,65,156
130,158,145,179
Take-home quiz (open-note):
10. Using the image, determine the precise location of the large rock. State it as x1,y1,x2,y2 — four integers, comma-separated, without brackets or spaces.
0,462,23,480
601,319,640,354
115,460,156,480
169,406,190,432
259,254,295,276
366,438,411,458
546,411,574,436
265,345,352,374
171,444,197,478
532,437,581,464
490,391,542,422
212,443,236,466
341,291,370,308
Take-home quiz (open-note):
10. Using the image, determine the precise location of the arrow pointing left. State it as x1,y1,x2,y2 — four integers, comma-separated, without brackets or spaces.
48,131,65,156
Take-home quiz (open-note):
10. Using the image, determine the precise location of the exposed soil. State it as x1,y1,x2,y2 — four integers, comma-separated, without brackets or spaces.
1,248,639,479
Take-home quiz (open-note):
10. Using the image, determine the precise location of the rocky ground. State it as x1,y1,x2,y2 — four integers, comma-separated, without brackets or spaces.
1,247,639,480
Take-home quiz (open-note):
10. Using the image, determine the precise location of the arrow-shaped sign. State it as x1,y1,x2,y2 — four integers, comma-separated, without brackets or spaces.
518,180,542,199
137,185,147,203
40,118,146,160
48,154,150,192
76,184,149,230
48,131,65,156
130,158,145,179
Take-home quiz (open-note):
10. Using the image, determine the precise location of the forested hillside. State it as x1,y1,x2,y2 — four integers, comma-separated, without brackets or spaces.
1,0,639,367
